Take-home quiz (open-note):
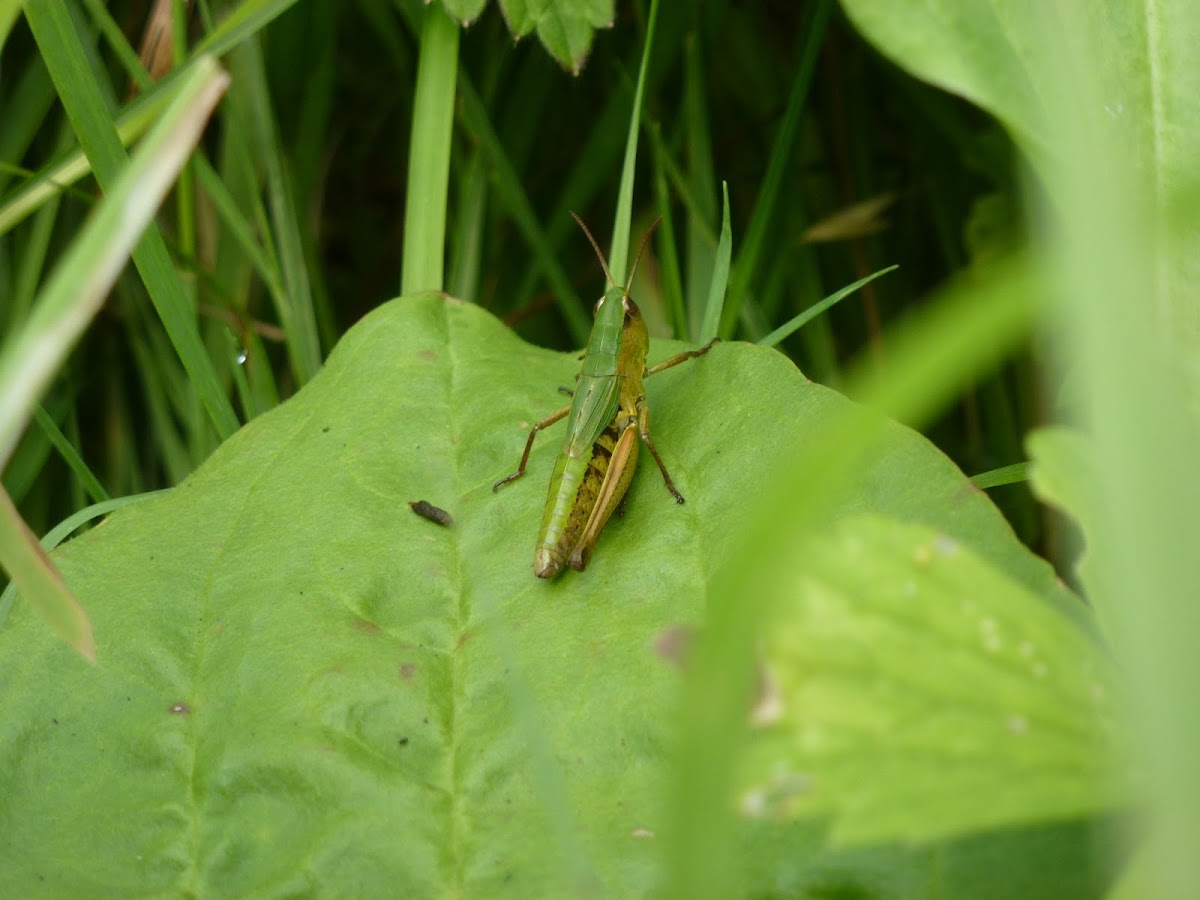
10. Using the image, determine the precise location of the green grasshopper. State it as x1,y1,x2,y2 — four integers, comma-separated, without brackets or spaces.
494,214,718,579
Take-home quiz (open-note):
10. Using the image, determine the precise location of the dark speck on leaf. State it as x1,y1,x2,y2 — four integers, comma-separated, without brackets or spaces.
409,500,453,527
400,663,416,680
322,426,330,433
52,718,58,725
399,737,409,746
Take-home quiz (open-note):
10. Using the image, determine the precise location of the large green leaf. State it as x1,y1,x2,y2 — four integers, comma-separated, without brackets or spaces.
0,295,1110,895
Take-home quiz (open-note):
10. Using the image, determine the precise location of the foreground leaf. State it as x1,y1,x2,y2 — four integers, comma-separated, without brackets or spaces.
738,514,1127,845
0,295,1106,895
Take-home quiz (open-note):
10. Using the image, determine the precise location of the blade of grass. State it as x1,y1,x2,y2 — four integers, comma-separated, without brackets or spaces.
682,32,717,338
33,406,109,504
226,38,322,383
668,254,1043,896
651,142,687,337
26,6,240,438
0,55,228,657
401,2,459,294
720,0,833,337
607,0,660,284
0,55,58,200
0,52,231,466
456,79,592,343
194,0,303,58
0,0,20,50
0,487,94,661
698,182,731,342
758,264,899,348
78,0,155,91
0,489,170,628
970,461,1030,490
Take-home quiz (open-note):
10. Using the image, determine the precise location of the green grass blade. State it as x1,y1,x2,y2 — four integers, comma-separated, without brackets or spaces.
33,406,109,504
669,255,1043,895
25,6,240,438
401,3,459,294
195,0,304,58
607,0,659,284
651,144,687,337
720,0,833,337
77,0,154,91
0,490,168,628
228,39,322,383
758,265,899,348
698,182,731,342
0,486,94,661
0,51,231,466
971,461,1030,490
457,79,591,343
682,32,718,338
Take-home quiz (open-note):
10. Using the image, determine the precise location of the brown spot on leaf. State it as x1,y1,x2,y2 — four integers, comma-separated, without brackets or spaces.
354,619,381,634
455,631,473,652
399,663,416,680
654,625,695,668
169,702,191,716
418,349,436,362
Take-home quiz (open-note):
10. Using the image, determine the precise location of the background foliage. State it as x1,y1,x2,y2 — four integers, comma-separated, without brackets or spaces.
2,0,1196,896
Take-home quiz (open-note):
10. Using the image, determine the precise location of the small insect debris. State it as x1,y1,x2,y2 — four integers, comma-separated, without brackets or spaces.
409,500,454,527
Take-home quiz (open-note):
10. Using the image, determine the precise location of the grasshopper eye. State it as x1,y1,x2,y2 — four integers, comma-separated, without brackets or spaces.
593,297,605,316
623,296,641,318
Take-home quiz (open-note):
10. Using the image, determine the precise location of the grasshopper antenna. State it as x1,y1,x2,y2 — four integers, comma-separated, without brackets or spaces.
570,211,616,288
625,216,662,294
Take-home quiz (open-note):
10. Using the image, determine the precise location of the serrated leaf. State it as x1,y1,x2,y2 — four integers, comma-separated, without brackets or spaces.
738,514,1127,846
498,0,614,72
0,295,1102,894
439,0,489,24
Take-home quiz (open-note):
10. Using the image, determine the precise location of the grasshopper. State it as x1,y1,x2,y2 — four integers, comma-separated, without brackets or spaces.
493,214,718,579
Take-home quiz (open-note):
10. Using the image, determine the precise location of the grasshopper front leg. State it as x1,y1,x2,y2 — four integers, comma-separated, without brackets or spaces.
493,404,571,491
636,395,687,504
644,337,720,378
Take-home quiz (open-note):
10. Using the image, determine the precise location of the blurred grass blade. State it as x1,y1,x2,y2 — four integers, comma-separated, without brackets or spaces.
26,5,239,438
669,254,1043,896
33,406,109,504
721,0,832,337
457,79,591,343
228,39,322,384
801,192,897,243
0,0,20,51
699,182,731,342
0,491,168,629
971,461,1030,490
607,0,659,284
195,0,304,58
401,2,458,294
0,55,228,657
683,34,718,338
758,265,898,348
0,487,94,661
0,89,168,237
0,53,231,467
